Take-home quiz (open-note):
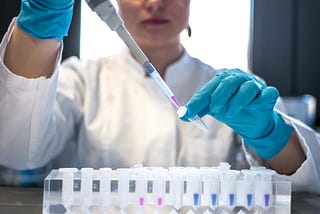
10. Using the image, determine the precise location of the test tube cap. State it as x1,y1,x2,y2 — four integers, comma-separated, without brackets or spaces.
177,106,208,132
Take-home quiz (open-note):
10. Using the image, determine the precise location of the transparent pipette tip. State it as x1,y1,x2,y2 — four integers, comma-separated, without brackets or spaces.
177,106,208,133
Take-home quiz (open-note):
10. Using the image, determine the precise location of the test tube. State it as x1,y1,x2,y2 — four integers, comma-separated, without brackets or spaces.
200,167,220,210
59,168,78,210
185,169,202,208
134,167,148,209
177,106,208,133
117,168,130,211
99,168,112,208
80,168,94,210
254,169,275,210
152,167,167,208
168,167,184,210
219,163,239,209
238,169,256,210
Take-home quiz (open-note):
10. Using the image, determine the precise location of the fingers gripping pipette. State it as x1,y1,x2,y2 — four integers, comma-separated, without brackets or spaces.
85,0,208,132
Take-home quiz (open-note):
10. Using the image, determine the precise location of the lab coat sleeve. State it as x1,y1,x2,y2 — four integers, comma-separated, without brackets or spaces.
0,19,73,170
278,112,320,194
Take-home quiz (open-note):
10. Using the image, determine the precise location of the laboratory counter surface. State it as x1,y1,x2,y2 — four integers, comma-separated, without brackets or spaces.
0,186,318,214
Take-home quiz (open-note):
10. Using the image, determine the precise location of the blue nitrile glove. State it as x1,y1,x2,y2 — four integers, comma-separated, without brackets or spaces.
17,0,74,41
182,69,293,159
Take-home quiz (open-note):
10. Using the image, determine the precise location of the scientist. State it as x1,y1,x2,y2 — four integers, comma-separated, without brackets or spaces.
0,0,319,194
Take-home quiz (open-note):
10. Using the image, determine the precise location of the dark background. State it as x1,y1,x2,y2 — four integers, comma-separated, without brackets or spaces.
251,0,320,126
0,0,81,60
1,0,320,126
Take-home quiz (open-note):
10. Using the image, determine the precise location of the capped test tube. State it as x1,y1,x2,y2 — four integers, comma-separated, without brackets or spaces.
99,168,112,207
219,163,239,209
117,168,131,210
168,167,184,210
59,168,78,209
185,169,201,208
200,167,220,209
238,169,256,209
254,169,275,210
152,167,167,208
134,167,148,208
80,168,94,209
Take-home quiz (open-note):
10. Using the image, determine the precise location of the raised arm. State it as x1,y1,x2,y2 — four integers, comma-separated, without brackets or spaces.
4,0,74,78
0,0,75,169
4,25,60,78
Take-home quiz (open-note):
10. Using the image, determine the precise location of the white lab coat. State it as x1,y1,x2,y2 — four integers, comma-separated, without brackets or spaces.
0,20,319,193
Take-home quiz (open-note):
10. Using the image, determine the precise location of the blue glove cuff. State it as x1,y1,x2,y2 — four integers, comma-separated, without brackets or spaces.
243,112,293,159
17,0,74,42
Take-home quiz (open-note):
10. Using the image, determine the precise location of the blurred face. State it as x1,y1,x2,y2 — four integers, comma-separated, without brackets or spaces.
117,0,190,48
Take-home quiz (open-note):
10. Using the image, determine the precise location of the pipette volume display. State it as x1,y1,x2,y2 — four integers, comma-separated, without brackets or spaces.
85,0,208,132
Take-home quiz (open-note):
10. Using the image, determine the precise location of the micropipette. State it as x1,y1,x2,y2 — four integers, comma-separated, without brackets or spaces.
85,0,208,133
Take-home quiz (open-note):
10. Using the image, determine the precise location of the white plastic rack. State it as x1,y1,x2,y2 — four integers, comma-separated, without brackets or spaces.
43,162,291,213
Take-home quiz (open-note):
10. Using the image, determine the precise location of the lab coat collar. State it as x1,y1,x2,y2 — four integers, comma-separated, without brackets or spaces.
121,47,192,83
165,49,192,84
122,48,147,78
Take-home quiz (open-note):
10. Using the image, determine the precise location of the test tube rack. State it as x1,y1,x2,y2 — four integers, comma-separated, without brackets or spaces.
43,162,291,214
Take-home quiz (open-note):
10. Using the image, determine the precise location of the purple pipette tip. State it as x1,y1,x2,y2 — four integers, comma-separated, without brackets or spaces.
170,96,180,108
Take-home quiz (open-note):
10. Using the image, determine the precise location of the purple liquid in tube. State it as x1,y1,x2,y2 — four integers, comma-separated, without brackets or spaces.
264,194,270,207
139,197,145,206
170,96,180,108
157,198,163,207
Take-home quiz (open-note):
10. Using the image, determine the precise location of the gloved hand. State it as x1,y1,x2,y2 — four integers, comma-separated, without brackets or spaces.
181,69,293,159
17,0,74,41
